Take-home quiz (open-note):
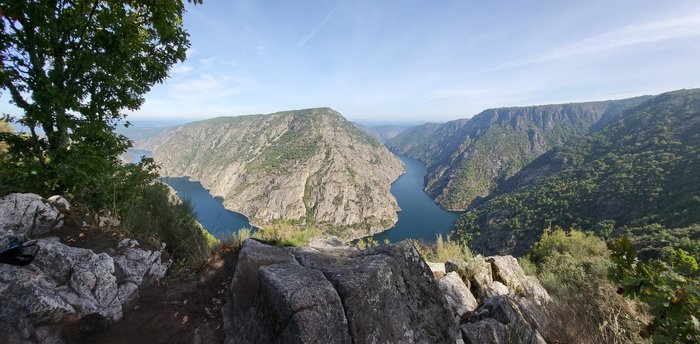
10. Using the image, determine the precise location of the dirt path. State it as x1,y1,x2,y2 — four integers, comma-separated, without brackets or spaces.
86,246,237,344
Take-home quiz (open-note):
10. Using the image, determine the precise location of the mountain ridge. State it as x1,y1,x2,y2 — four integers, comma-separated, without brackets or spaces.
453,89,700,256
386,96,651,210
139,107,403,239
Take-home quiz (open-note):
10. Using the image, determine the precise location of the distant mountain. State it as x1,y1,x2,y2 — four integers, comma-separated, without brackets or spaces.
453,89,700,256
116,119,193,142
386,97,650,210
139,108,403,239
355,124,415,143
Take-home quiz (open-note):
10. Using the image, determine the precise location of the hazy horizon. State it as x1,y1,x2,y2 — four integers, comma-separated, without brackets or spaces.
2,0,700,122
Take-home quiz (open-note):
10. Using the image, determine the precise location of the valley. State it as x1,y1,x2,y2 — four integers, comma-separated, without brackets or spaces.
135,90,700,258
138,108,403,239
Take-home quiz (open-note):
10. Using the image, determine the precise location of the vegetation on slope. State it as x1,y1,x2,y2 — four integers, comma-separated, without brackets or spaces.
141,107,403,239
453,89,700,256
386,97,649,210
522,228,651,343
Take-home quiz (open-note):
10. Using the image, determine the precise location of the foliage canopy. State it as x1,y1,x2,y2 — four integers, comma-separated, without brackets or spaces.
0,0,199,200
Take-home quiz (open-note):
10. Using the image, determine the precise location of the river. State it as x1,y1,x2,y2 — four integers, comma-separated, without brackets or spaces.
130,149,461,242
371,155,461,243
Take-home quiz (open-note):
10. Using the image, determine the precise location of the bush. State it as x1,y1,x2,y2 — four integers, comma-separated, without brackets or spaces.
527,228,650,343
222,228,252,249
120,181,214,266
252,221,322,247
412,234,472,262
354,236,380,249
610,237,700,343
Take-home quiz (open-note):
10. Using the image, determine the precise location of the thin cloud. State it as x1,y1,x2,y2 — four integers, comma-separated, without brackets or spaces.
169,74,243,102
200,57,218,67
298,5,340,48
493,13,700,70
171,65,193,75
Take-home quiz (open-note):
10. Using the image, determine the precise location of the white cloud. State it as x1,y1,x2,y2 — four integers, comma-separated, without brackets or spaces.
494,13,700,70
165,74,258,106
171,65,193,75
298,5,340,48
200,57,218,67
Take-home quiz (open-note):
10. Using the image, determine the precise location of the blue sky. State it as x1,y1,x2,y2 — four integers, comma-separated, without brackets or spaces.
4,0,700,122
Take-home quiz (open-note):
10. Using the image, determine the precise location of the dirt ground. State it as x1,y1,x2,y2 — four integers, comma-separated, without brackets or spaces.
42,208,237,344
88,246,237,344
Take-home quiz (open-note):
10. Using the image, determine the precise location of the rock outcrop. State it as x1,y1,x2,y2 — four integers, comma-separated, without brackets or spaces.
224,238,553,344
433,255,552,344
0,193,64,245
223,239,458,343
0,194,171,344
140,108,403,239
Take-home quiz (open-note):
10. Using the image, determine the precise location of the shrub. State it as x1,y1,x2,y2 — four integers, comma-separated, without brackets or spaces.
354,236,380,249
252,221,322,247
120,182,214,266
610,237,700,343
527,228,650,343
412,234,472,262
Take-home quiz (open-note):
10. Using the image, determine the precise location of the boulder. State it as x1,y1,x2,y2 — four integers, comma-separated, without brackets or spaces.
437,272,478,322
0,193,64,240
465,258,494,299
224,240,458,344
488,256,551,303
0,236,171,344
427,261,447,278
113,239,170,286
482,281,510,298
471,296,547,344
233,263,352,343
460,318,507,344
47,195,71,212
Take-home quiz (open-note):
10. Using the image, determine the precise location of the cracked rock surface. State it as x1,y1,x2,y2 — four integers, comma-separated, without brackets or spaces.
223,238,458,344
0,194,171,344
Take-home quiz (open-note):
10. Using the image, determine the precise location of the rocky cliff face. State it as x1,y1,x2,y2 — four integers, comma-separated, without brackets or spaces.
223,237,553,344
453,89,700,256
386,97,650,210
140,108,403,239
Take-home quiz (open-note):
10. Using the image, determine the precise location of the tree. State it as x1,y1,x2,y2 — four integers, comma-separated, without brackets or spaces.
0,0,200,198
0,118,10,152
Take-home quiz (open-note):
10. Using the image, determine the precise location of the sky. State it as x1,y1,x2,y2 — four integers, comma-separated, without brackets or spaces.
4,0,700,122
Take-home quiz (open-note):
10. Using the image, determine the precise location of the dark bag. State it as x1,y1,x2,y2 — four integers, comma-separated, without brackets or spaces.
0,239,39,266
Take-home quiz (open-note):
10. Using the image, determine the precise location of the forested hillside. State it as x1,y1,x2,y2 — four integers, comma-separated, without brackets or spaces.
386,97,649,210
453,89,700,256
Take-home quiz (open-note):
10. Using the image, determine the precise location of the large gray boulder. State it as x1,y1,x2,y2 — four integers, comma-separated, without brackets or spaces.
235,263,352,343
465,296,547,344
224,239,458,344
0,237,171,344
460,318,507,344
488,256,551,303
437,271,478,323
0,193,64,246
